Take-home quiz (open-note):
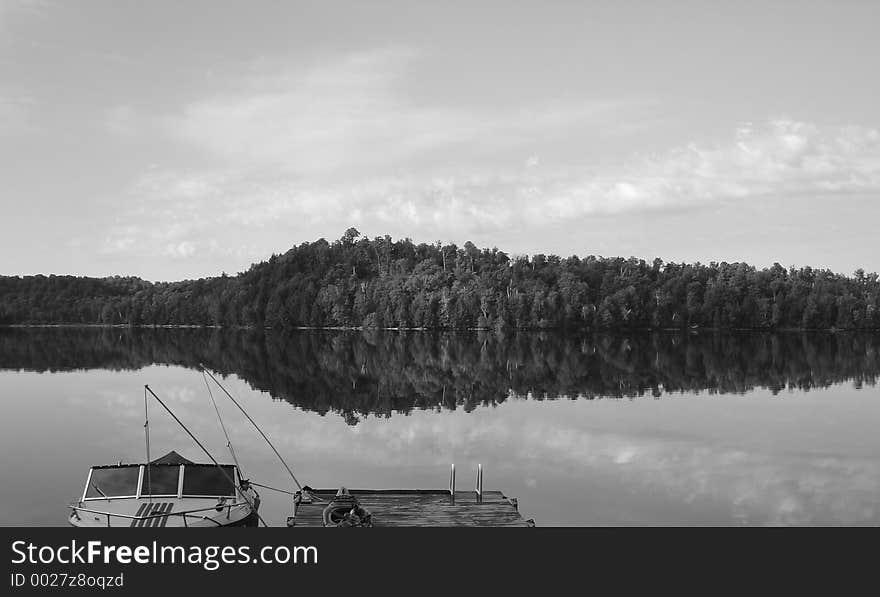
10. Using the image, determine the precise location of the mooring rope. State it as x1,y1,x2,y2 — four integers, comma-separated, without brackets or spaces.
247,481,327,505
247,481,296,495
200,365,304,492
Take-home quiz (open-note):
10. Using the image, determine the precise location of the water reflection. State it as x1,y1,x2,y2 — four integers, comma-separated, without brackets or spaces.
0,328,879,525
1,328,878,424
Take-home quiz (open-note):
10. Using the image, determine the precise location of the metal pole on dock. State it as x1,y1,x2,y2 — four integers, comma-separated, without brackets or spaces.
449,463,456,501
475,463,483,502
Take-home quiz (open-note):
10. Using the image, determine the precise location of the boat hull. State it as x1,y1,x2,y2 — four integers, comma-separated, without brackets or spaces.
69,491,260,528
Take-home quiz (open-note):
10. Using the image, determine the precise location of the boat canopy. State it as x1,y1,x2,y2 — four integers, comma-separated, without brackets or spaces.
83,455,237,501
149,450,195,465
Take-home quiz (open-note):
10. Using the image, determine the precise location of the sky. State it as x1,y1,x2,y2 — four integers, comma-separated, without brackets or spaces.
1,0,879,281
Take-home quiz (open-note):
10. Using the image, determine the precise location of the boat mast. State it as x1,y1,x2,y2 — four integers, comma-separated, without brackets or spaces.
143,384,268,527
143,386,152,503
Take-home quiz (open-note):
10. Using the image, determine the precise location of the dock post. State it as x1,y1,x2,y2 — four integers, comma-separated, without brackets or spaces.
449,463,456,501
475,463,483,502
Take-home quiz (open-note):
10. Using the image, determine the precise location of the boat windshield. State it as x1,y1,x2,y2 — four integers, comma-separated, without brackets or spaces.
141,464,180,496
182,465,236,497
83,463,237,500
85,466,140,499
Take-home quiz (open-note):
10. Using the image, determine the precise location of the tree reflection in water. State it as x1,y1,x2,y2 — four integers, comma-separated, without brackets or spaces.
1,327,877,424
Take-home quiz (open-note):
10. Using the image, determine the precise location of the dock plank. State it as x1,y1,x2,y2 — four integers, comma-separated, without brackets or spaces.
290,490,533,527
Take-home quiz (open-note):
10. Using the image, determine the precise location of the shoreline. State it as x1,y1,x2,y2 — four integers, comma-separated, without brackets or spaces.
2,323,878,333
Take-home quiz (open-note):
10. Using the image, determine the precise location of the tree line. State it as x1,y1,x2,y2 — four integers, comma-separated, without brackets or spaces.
2,228,879,330
2,327,878,424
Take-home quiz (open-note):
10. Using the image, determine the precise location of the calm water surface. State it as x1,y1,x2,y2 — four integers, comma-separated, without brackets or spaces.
1,328,878,526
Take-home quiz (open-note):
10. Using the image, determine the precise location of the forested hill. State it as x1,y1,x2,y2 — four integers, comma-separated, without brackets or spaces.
1,228,879,330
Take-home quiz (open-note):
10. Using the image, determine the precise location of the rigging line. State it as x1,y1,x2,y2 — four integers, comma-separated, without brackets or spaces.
199,365,303,492
143,385,269,528
247,481,296,495
201,370,243,477
248,482,328,503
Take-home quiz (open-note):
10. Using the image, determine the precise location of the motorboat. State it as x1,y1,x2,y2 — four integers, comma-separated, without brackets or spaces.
68,451,260,527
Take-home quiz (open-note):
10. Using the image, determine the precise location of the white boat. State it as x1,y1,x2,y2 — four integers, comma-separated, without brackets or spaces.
68,451,260,527
68,369,306,527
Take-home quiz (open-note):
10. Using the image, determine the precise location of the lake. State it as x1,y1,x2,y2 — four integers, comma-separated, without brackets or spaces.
1,327,878,526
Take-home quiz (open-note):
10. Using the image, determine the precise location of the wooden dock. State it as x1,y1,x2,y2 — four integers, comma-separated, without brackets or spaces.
288,489,535,527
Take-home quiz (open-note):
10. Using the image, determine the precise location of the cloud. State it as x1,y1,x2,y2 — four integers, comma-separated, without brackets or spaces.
154,118,880,207
485,119,880,223
164,241,196,259
645,119,880,199
163,48,639,178
152,47,880,215
97,48,880,265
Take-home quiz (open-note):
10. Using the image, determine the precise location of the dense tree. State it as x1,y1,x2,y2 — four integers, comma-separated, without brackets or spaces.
1,232,879,330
